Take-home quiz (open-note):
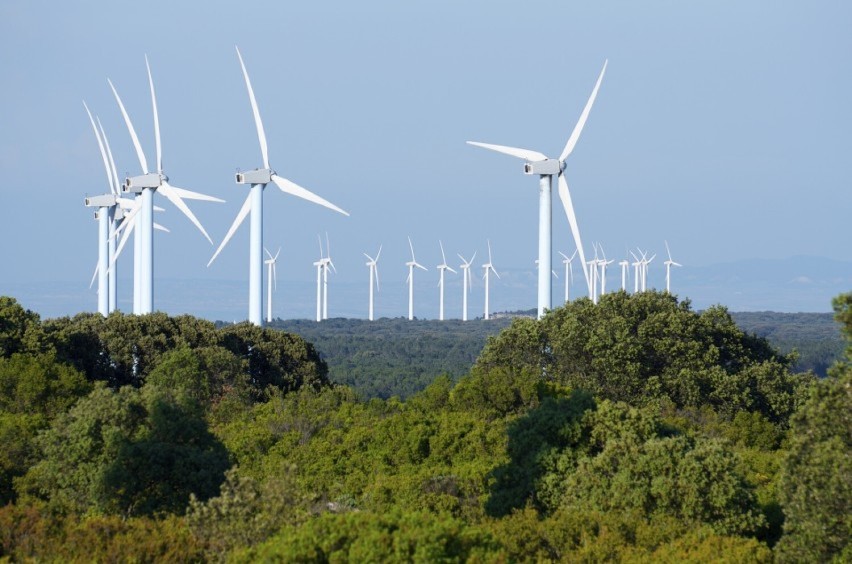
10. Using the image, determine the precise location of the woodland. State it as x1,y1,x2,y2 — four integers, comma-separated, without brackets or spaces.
0,291,849,562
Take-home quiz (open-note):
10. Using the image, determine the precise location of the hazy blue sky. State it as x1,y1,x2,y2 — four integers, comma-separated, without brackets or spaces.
0,1,849,319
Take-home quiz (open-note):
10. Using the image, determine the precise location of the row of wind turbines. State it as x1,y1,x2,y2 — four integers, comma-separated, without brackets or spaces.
83,49,682,325
263,233,681,323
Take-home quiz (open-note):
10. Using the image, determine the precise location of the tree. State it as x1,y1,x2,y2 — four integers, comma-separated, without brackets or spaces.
776,293,852,562
476,292,810,424
17,384,229,516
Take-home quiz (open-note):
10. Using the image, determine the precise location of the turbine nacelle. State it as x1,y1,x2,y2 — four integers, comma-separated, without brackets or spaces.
123,172,164,193
523,158,564,176
84,194,117,208
235,168,274,185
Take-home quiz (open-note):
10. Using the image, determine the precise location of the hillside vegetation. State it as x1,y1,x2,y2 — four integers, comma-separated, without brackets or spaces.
267,307,842,399
0,291,848,562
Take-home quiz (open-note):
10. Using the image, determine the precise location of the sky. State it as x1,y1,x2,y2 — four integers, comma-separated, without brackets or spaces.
0,0,850,320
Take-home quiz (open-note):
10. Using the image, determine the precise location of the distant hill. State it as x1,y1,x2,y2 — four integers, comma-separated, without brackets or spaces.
271,309,844,399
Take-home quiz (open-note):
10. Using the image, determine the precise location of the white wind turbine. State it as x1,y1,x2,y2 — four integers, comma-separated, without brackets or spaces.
481,240,500,320
207,47,349,326
586,246,600,304
364,245,382,321
109,56,224,315
598,244,614,298
467,61,608,319
264,247,280,323
631,250,642,293
436,241,456,321
664,241,682,293
559,250,577,303
82,102,120,316
405,237,427,321
641,250,656,292
619,256,630,291
458,252,476,321
312,235,335,322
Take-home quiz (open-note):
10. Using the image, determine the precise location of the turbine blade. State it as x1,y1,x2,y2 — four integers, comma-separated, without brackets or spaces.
108,78,149,174
110,215,136,272
89,262,99,289
153,223,170,232
487,239,493,263
559,59,608,161
82,102,113,194
375,244,382,262
447,266,457,274
159,181,213,244
271,174,349,216
466,141,547,162
145,55,162,173
97,117,121,195
665,240,672,261
265,247,273,260
112,202,140,239
493,266,501,279
272,263,277,290
274,247,281,261
439,240,447,265
235,46,269,170
416,262,427,272
557,173,590,293
375,265,380,292
161,183,225,203
208,192,252,267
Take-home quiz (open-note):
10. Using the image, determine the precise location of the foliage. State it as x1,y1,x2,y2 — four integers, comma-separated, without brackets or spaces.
477,291,812,425
17,384,229,517
776,367,851,561
238,509,501,562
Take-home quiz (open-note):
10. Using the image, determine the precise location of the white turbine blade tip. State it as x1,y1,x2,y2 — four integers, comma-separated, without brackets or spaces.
466,141,548,162
271,175,349,216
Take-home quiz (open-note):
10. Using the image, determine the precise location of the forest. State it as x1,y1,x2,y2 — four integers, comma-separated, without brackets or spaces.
0,291,849,562
267,309,843,399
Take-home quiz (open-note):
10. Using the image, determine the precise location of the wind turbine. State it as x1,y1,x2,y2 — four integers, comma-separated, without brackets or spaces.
481,240,500,320
619,257,630,291
436,241,456,321
264,247,280,323
467,61,608,319
82,102,119,316
405,237,427,320
207,47,349,326
664,241,682,293
598,244,614,297
364,245,382,321
631,250,642,293
458,251,476,321
559,250,577,303
641,251,656,292
322,234,336,320
109,56,224,314
586,245,600,304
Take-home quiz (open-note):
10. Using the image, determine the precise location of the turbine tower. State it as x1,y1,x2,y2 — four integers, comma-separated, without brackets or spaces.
405,237,427,320
458,251,476,321
312,235,334,322
436,241,456,321
559,250,577,303
110,56,223,314
264,247,280,323
467,61,608,319
481,240,500,320
364,245,382,321
207,47,349,326
664,241,682,293
641,251,656,292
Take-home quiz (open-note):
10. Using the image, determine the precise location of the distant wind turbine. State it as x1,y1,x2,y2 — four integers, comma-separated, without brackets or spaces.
481,240,500,320
664,241,682,293
559,250,577,303
364,245,382,321
459,251,476,321
598,244,614,298
264,247,280,323
207,47,348,326
619,257,630,291
436,241,456,321
467,61,608,319
405,237,427,320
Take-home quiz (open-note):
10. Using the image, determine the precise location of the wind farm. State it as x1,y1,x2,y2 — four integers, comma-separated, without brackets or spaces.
1,4,849,561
